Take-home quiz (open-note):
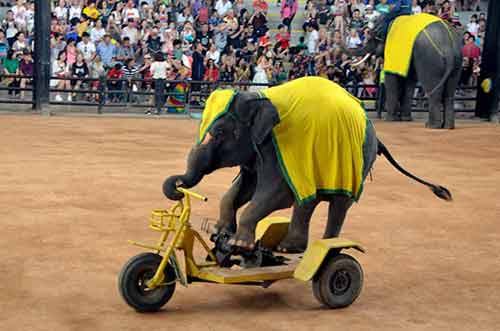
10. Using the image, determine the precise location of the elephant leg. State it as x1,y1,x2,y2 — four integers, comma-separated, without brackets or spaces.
400,79,417,121
324,195,354,238
215,168,257,234
383,74,402,121
276,200,319,253
426,91,444,129
228,179,294,250
442,71,460,129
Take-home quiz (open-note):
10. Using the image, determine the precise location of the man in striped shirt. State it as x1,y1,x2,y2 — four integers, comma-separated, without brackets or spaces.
123,58,139,101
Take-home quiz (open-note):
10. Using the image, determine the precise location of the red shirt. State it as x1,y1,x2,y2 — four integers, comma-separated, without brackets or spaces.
253,0,268,12
462,43,480,59
107,68,124,79
258,35,270,47
204,67,219,81
276,32,290,49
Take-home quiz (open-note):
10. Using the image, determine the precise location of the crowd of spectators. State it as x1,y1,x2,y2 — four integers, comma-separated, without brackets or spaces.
0,0,487,112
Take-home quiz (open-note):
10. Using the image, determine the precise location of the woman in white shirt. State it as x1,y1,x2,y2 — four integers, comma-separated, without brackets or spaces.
206,43,221,64
51,51,72,102
346,28,362,49
54,0,68,21
250,56,270,92
90,19,106,43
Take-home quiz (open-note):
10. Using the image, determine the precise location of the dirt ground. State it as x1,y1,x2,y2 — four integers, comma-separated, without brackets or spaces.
1,115,499,331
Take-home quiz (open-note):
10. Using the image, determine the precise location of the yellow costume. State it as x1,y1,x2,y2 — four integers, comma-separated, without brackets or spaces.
384,13,441,77
198,77,369,205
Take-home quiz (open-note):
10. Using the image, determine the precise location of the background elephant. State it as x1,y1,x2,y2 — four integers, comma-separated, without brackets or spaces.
163,88,452,254
346,15,463,129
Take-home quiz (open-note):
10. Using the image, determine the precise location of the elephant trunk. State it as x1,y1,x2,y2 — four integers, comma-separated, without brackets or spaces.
163,145,213,200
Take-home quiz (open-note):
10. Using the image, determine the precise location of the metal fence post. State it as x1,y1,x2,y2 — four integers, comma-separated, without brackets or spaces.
98,76,105,114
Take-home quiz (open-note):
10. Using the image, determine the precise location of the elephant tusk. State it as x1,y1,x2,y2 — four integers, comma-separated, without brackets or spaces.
201,132,212,145
351,53,371,67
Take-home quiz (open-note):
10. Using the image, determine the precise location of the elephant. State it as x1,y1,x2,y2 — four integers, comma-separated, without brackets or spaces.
345,13,463,129
163,77,452,254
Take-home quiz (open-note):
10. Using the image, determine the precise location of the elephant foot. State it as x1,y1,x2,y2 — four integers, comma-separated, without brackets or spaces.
276,233,307,254
401,115,413,122
212,220,236,236
442,123,455,130
384,113,401,122
228,229,255,251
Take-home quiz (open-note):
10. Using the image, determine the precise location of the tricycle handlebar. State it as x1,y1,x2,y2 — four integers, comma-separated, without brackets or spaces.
177,188,208,202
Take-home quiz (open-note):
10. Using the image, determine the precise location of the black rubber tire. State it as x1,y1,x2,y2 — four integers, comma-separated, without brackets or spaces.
312,253,363,309
118,253,176,312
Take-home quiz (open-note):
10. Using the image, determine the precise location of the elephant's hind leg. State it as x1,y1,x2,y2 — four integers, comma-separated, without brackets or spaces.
215,168,256,234
400,79,417,121
443,69,460,129
276,200,319,253
324,195,354,238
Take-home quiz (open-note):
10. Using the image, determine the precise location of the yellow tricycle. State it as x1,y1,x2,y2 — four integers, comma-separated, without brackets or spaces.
118,188,366,312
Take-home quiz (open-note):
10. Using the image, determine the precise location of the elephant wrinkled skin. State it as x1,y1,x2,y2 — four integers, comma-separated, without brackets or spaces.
164,81,452,252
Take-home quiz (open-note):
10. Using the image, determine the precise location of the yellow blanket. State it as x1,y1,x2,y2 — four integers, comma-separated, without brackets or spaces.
198,77,369,205
384,13,441,77
198,89,236,144
261,77,368,204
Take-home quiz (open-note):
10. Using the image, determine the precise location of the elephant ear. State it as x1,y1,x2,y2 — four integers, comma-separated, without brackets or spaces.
248,98,280,145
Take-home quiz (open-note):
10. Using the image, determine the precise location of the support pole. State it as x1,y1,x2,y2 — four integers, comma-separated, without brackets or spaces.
475,0,500,122
33,0,51,115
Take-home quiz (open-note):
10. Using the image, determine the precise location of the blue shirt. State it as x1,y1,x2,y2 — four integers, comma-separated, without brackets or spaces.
96,42,117,66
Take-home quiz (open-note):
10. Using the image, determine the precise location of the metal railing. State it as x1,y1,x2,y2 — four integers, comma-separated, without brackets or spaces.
0,74,480,116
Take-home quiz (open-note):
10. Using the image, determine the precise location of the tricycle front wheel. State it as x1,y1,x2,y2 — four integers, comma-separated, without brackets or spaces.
118,253,176,312
312,253,363,309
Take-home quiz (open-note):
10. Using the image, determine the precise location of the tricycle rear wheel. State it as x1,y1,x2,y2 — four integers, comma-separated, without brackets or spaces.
118,253,176,312
312,253,363,309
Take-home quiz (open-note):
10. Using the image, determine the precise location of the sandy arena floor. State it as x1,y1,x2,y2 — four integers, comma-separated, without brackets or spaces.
0,115,499,331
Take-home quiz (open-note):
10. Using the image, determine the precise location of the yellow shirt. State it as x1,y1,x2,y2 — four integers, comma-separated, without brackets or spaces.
83,6,100,21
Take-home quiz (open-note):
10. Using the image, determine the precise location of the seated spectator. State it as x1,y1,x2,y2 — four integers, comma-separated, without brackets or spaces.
253,0,269,13
349,9,365,31
3,49,19,96
107,62,124,102
203,58,219,81
51,50,71,102
346,28,362,49
70,53,90,100
216,0,233,17
115,37,136,64
375,0,391,15
275,24,290,50
250,8,268,37
83,1,100,22
18,48,32,99
96,34,117,69
77,32,96,64
90,19,106,44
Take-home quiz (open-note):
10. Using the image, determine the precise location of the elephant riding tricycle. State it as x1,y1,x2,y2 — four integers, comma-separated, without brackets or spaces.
118,188,366,312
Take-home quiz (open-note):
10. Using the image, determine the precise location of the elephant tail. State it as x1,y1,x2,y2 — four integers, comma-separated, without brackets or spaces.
377,139,453,201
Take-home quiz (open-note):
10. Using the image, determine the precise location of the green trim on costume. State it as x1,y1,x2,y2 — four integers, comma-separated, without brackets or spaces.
196,89,237,145
383,70,407,78
271,133,302,203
